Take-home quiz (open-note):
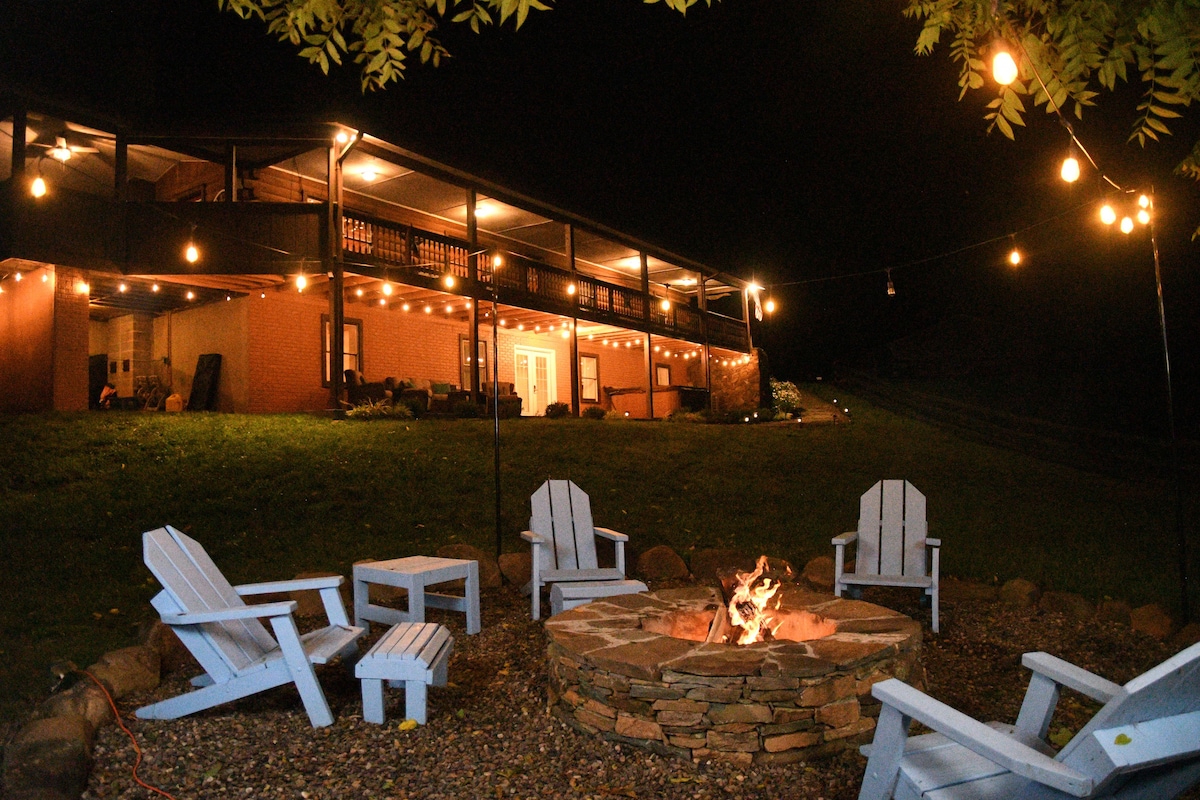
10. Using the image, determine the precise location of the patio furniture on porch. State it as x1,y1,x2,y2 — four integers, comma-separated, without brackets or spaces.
137,525,364,728
833,480,940,632
857,641,1200,799
521,479,647,619
482,381,522,418
344,369,390,406
355,621,453,725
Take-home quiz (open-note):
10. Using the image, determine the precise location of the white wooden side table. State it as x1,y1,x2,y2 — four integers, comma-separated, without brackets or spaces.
353,556,481,635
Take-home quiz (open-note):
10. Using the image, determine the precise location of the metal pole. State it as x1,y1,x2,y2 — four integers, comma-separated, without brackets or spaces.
492,258,503,561
1148,196,1189,621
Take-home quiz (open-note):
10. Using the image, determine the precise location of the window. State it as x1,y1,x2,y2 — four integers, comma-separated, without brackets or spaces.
656,363,671,387
321,315,363,385
460,334,488,390
579,354,599,403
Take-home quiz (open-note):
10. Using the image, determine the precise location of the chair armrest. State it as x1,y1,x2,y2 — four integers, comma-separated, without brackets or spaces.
594,526,628,542
235,576,344,595
925,538,941,547
520,530,545,545
832,531,857,546
872,679,1095,797
1022,652,1122,703
161,601,299,625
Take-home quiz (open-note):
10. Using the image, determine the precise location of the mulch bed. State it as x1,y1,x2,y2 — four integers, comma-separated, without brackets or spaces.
83,584,1199,800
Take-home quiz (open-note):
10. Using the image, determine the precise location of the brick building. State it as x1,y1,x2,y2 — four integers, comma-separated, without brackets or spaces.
1,104,765,416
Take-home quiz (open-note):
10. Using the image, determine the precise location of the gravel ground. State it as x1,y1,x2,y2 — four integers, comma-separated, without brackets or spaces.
82,585,1199,800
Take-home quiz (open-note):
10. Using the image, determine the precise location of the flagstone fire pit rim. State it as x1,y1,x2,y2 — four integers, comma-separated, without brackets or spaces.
544,585,922,683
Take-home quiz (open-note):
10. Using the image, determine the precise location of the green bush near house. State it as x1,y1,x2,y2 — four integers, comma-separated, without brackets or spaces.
544,402,571,419
582,406,608,420
771,378,804,415
345,399,414,420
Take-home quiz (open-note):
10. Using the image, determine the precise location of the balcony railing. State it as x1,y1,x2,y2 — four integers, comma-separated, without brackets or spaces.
341,207,749,352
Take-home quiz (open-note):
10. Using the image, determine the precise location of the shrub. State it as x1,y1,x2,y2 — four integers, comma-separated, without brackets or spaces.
346,399,414,420
582,406,608,420
771,378,804,415
665,410,703,423
544,401,571,419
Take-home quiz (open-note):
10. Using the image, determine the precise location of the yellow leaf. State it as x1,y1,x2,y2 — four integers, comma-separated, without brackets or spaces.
398,718,419,731
1114,733,1132,745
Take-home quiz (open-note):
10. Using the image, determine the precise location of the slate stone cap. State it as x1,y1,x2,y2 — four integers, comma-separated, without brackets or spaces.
545,585,920,682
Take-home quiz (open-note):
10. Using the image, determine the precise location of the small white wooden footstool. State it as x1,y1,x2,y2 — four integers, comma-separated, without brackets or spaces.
355,622,453,724
549,579,648,616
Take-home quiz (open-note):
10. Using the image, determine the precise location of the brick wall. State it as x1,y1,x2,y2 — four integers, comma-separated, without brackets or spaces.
710,350,763,411
51,267,90,411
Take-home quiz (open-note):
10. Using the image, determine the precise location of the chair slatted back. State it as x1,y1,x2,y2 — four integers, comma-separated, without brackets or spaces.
1059,641,1200,784
529,480,598,572
143,526,276,674
856,480,928,578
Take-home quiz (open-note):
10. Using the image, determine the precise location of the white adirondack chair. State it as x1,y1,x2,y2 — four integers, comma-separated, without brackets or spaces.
521,480,647,619
857,641,1200,799
137,526,364,728
833,480,940,632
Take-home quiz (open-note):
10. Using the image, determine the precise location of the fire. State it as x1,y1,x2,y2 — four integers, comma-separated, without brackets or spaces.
727,555,786,645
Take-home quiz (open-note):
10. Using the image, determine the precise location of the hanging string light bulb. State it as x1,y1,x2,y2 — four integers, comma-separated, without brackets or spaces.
886,269,896,297
31,175,47,198
992,46,1018,85
1099,203,1117,225
1060,147,1081,183
1120,216,1134,234
1008,247,1021,267
184,225,200,264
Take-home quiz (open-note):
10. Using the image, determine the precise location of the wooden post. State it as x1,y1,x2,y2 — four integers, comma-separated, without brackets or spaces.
328,145,345,411
567,225,580,415
742,285,754,351
698,274,711,407
114,133,128,202
641,252,654,419
225,144,237,202
11,108,25,183
467,189,481,399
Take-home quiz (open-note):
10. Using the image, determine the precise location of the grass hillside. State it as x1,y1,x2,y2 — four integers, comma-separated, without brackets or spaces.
1,389,1191,721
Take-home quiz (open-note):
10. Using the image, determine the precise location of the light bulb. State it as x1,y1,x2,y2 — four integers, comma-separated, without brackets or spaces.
1120,216,1134,234
1060,156,1080,183
764,299,776,314
118,283,127,292
295,274,308,291
1008,249,1021,266
1100,204,1117,225
444,275,456,289
402,302,410,311
31,176,47,198
185,243,199,263
660,298,670,311
361,167,377,182
355,288,363,297
1138,194,1150,208
1137,209,1150,225
567,283,576,295
992,50,1018,85
186,291,195,300
152,284,160,292
13,272,22,282
492,254,503,268
382,282,393,296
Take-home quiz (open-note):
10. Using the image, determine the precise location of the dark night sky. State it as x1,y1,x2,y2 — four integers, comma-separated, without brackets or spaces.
4,0,1199,436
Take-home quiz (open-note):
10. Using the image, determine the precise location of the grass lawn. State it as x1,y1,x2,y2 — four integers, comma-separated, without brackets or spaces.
1,387,1192,723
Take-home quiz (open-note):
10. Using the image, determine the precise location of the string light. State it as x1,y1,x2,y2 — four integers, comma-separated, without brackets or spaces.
444,274,456,289
295,274,307,291
764,299,776,314
382,282,393,296
30,176,47,198
992,47,1018,85
886,269,896,297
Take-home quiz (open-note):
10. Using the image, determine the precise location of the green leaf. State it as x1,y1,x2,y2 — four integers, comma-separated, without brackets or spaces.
1049,728,1074,748
1114,733,1132,745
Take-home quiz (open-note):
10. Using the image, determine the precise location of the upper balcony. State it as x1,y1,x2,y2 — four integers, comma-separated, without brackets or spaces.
1,109,754,352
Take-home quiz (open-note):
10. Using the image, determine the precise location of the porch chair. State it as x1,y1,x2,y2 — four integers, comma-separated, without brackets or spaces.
857,640,1200,799
521,480,647,619
833,479,940,632
137,525,364,728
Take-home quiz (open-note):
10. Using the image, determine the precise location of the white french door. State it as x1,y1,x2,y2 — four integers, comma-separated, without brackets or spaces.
514,345,556,416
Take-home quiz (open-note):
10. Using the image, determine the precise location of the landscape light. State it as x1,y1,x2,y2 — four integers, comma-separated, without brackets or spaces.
992,49,1018,85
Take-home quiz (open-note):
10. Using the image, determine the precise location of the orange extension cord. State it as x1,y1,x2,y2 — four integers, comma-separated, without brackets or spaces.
78,669,179,800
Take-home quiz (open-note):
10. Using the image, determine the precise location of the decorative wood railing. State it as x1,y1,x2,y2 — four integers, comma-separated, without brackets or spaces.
341,209,749,352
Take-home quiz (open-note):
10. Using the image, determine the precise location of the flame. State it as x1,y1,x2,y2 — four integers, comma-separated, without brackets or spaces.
728,555,785,645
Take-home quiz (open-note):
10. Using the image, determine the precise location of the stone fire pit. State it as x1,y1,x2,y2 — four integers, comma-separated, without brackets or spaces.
545,585,923,764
